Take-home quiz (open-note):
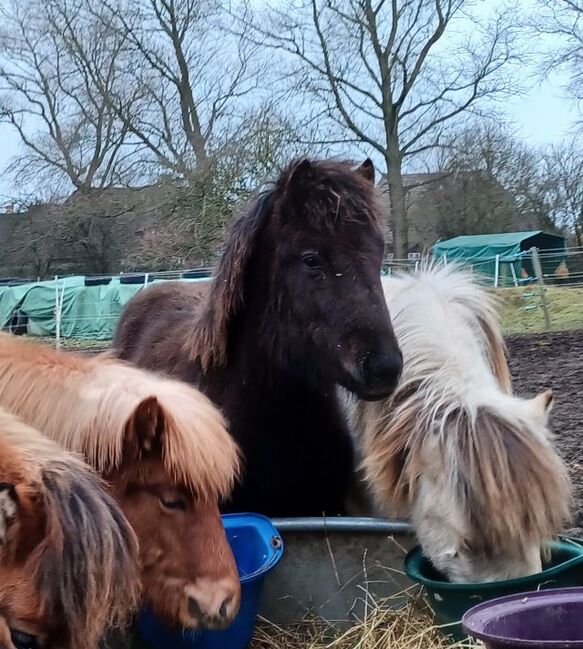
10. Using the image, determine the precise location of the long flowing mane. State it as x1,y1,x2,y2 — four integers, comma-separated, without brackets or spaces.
357,265,570,556
186,158,382,371
0,407,140,649
0,335,239,501
425,264,513,393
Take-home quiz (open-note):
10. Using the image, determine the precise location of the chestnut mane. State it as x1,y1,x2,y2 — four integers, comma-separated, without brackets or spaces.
0,407,140,649
186,158,382,371
0,335,239,501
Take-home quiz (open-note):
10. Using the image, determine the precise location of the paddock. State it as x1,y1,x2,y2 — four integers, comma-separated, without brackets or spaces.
242,327,583,647
2,286,583,647
505,329,583,537
97,326,583,648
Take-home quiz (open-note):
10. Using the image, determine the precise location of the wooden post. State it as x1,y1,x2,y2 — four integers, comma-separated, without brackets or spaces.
530,247,551,330
54,276,62,350
494,254,500,288
510,262,518,287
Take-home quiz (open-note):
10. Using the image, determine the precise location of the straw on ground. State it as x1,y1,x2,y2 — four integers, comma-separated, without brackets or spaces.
250,595,480,649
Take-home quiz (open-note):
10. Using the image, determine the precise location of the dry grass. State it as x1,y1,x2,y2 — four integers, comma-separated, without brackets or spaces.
250,594,479,649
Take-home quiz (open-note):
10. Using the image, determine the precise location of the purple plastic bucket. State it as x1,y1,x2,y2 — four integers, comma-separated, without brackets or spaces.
462,587,583,648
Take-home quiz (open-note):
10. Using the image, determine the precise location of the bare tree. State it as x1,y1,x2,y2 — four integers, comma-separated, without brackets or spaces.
430,125,552,234
0,0,135,195
422,125,583,243
126,104,323,270
535,0,583,114
84,0,263,181
237,0,521,257
542,140,583,245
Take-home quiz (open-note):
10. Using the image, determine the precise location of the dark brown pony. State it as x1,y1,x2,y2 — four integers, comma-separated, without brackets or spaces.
0,407,139,649
0,335,240,631
114,158,402,517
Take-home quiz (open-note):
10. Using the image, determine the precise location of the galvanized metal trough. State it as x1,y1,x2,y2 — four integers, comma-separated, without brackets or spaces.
259,517,416,625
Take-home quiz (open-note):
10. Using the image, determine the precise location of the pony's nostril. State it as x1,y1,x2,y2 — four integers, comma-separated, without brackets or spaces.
366,351,402,381
188,596,203,622
359,349,402,398
218,595,232,620
185,584,239,629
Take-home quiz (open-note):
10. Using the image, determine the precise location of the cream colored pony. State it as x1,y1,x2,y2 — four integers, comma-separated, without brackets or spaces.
350,265,571,583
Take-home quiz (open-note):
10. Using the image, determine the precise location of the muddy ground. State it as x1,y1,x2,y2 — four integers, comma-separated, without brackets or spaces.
506,329,583,536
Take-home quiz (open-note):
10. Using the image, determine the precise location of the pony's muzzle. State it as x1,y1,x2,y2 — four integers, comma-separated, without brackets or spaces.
358,348,403,400
184,579,240,630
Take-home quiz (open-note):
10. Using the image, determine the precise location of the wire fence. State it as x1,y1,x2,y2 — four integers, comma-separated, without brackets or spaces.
2,247,583,346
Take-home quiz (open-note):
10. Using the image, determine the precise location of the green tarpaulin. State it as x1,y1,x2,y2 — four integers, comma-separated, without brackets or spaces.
432,231,566,281
0,276,205,340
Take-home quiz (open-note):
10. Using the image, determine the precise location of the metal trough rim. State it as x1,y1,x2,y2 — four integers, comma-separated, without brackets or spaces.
271,516,414,534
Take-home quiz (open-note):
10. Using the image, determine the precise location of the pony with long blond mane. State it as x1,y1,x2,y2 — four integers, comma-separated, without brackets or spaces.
0,334,241,630
0,407,139,649
352,265,571,583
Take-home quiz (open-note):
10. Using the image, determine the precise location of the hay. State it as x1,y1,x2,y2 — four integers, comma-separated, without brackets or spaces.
250,593,480,649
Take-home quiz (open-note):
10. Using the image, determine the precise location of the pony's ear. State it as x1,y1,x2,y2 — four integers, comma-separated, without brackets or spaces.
528,389,554,423
125,396,165,454
355,158,375,184
285,159,315,193
7,483,46,557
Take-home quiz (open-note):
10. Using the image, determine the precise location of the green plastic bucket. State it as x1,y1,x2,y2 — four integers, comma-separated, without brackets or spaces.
405,538,583,640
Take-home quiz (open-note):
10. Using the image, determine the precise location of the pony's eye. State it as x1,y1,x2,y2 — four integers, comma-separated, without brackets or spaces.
10,629,38,649
160,497,186,511
301,252,322,270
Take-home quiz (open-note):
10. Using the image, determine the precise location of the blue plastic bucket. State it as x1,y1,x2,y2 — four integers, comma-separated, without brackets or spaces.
137,513,284,649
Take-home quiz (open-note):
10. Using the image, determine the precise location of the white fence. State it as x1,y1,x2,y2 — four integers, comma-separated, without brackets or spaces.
3,248,583,344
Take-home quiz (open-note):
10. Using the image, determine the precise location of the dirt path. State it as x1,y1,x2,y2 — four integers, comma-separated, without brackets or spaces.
506,329,583,537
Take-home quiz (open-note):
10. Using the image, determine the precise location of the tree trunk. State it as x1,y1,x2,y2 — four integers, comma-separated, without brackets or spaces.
576,207,583,248
385,154,408,259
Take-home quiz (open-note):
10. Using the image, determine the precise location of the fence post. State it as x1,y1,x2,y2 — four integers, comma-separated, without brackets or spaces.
494,254,500,288
54,276,61,350
530,246,551,330
510,262,518,287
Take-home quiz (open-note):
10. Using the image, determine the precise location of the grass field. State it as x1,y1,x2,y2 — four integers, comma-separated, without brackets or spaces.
497,285,583,335
32,336,108,351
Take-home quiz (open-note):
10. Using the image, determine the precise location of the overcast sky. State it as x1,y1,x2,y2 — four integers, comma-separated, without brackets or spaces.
0,2,579,204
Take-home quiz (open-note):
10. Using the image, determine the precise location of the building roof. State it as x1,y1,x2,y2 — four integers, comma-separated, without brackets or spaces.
432,231,565,264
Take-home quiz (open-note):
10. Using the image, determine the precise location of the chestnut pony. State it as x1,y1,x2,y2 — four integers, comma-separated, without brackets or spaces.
113,158,402,517
0,407,139,649
0,335,241,630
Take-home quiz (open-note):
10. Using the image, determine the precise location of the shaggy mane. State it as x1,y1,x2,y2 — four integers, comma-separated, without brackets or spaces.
187,158,382,370
360,392,571,555
0,335,239,502
410,264,512,392
0,408,140,649
356,265,570,556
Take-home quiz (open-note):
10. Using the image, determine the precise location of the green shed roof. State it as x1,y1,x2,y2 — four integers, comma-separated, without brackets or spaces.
432,230,565,265
434,231,548,250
